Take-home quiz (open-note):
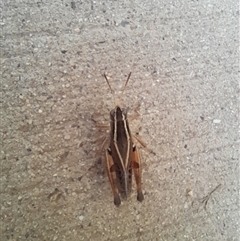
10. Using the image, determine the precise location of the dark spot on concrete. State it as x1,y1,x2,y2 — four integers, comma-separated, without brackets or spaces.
97,157,102,165
71,2,76,10
121,20,130,27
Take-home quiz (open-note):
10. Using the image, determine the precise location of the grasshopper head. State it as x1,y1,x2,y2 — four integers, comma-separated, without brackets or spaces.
110,106,128,122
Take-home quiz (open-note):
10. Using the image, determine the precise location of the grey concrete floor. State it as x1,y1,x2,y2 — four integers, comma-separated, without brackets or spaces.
1,0,239,240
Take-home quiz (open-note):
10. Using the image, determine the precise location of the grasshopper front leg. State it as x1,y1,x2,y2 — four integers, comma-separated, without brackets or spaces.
131,145,144,202
105,149,121,206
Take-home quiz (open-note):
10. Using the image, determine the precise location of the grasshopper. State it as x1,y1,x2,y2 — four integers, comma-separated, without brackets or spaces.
103,72,144,206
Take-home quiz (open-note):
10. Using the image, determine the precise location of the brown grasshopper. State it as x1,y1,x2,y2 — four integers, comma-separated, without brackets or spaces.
103,72,144,206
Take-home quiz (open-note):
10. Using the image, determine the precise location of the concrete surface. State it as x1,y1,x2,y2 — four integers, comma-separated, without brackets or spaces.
1,0,239,240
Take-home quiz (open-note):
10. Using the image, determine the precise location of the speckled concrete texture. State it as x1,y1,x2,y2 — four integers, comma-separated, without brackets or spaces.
1,0,239,240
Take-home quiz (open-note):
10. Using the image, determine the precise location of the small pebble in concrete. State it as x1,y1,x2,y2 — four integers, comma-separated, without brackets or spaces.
213,119,221,123
64,135,71,140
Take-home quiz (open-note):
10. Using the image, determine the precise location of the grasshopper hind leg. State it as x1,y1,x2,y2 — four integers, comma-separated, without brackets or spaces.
106,149,121,206
131,145,144,202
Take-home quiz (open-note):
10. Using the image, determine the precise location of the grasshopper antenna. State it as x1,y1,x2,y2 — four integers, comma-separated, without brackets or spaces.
120,72,131,96
103,73,117,106
104,73,114,95
119,72,132,105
